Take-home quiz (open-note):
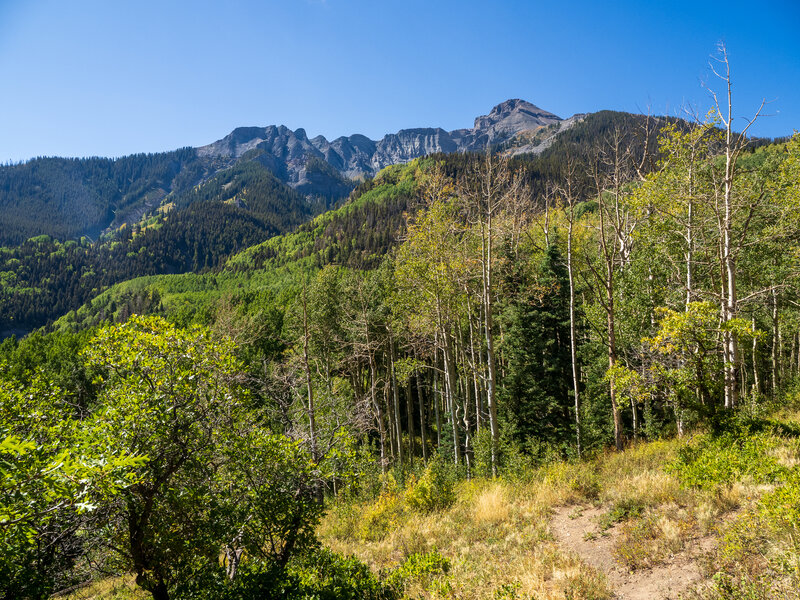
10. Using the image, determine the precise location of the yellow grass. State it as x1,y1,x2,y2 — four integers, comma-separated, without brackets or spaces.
471,483,510,524
319,436,785,599
64,575,145,600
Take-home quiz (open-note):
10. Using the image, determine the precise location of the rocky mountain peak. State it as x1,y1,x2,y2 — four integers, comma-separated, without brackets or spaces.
197,100,578,192
473,99,561,135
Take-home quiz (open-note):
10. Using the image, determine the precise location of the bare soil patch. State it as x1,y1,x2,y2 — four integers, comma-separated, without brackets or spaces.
550,504,715,600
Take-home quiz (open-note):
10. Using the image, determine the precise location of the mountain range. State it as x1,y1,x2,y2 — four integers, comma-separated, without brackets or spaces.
0,100,582,245
197,99,580,182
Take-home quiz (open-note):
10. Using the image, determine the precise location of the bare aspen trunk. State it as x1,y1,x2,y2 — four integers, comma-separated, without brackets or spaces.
385,385,396,463
706,47,764,408
406,381,415,463
466,294,482,433
369,357,387,474
718,50,741,409
389,340,403,465
722,225,739,408
752,317,761,397
482,208,500,477
772,287,779,395
607,282,623,451
458,330,472,478
433,343,442,448
443,329,461,464
416,367,428,461
597,167,624,451
686,198,694,307
567,211,581,457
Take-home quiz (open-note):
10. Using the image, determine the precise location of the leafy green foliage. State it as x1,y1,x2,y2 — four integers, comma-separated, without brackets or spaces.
383,550,450,594
669,418,789,490
79,316,322,599
0,373,144,598
291,548,398,600
405,458,456,513
170,547,400,600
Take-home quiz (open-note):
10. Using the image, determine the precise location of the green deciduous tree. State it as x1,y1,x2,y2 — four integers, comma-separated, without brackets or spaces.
0,373,143,599
83,315,321,600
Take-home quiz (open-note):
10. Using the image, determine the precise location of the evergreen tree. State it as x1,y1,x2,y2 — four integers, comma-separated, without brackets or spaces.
499,241,574,448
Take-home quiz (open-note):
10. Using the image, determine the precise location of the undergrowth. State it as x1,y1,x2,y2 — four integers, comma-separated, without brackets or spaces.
674,410,800,599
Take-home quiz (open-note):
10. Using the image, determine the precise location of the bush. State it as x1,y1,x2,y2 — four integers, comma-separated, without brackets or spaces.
291,548,397,600
405,458,456,513
358,488,405,542
760,469,800,532
670,428,787,490
759,469,800,579
383,550,450,593
598,497,646,530
171,549,399,600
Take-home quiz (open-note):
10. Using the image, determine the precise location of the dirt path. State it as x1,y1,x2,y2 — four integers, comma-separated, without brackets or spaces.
550,505,713,600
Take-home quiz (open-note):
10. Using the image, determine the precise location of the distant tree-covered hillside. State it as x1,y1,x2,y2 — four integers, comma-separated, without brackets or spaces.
0,148,205,245
0,159,342,334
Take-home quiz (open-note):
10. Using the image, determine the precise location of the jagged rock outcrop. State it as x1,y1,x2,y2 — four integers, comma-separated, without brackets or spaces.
196,100,575,192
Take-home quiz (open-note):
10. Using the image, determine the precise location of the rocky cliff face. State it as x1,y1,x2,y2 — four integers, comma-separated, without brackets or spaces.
196,100,570,191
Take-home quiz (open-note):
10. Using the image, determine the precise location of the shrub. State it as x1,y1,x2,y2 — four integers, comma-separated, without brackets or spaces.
405,458,456,513
358,489,405,541
292,548,397,600
760,469,800,533
669,430,787,490
597,497,646,530
383,549,450,593
759,469,800,579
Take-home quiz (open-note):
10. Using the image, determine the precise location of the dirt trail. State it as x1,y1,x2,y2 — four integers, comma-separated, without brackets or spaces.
550,505,713,600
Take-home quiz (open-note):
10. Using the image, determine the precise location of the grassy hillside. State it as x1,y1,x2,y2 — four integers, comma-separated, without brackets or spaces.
318,404,800,599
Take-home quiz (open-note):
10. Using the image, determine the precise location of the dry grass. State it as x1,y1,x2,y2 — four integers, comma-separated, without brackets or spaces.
320,440,707,599
322,428,800,599
63,575,145,600
322,474,614,598
613,507,696,570
770,439,800,468
471,483,510,524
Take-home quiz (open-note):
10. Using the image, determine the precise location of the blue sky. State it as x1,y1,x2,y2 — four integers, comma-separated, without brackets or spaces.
0,0,798,162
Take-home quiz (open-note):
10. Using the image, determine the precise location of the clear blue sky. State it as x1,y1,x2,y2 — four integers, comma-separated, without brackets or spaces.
1,0,798,162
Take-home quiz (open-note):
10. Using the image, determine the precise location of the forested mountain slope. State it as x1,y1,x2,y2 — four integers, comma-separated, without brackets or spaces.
48,110,671,335
0,157,341,335
0,148,203,245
